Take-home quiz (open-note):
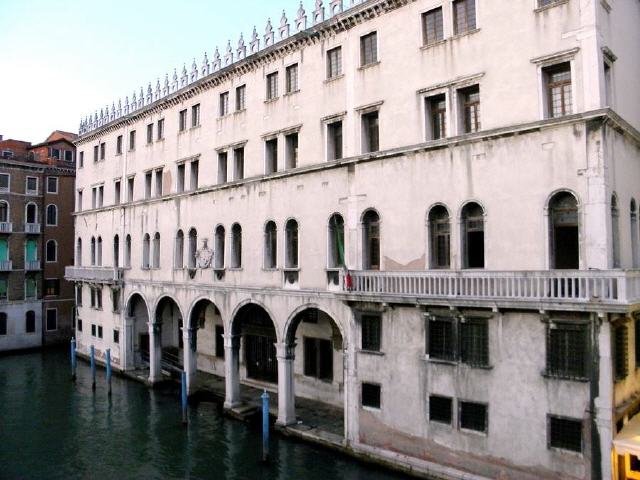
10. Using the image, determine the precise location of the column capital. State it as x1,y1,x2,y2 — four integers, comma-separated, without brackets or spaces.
148,322,161,334
275,342,296,360
223,333,241,349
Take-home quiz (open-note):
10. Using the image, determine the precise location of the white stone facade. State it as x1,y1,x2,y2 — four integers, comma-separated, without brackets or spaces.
69,1,640,478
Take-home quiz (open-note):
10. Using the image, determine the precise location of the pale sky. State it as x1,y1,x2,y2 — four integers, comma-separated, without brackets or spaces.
0,0,305,143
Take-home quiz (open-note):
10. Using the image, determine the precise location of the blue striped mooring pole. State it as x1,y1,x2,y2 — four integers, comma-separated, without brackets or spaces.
261,390,270,462
181,371,188,425
106,349,112,396
90,345,96,390
70,338,77,381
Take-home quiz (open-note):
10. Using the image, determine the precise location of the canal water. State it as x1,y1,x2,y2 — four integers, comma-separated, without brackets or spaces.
0,348,410,480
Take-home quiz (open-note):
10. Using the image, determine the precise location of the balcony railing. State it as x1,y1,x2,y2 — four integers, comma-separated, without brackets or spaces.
0,260,12,271
25,260,40,271
341,270,640,309
24,223,40,234
0,222,12,233
65,266,124,284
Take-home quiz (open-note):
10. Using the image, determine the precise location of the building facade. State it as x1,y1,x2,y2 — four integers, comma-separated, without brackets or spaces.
68,0,640,478
0,131,77,351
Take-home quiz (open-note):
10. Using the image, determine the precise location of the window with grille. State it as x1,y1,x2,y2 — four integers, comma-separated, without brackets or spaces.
304,337,333,381
544,63,572,118
422,7,444,46
546,322,588,380
427,94,447,140
429,395,453,425
360,32,378,66
286,64,299,94
460,85,481,133
266,72,279,100
459,401,487,433
179,109,187,131
216,325,225,358
220,92,229,116
428,316,456,361
361,314,382,352
236,85,246,111
615,325,629,381
327,47,342,79
460,318,489,367
129,130,136,150
362,383,381,409
362,111,379,153
548,416,582,453
146,124,153,144
453,0,476,35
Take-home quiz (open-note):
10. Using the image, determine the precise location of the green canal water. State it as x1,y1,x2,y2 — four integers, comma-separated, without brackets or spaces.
0,348,410,480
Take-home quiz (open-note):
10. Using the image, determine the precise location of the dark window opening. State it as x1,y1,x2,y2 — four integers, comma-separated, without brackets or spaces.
462,203,485,269
427,94,447,140
363,210,380,270
550,192,579,269
459,401,487,433
25,311,36,333
327,121,343,161
429,205,451,269
304,337,333,381
361,314,381,352
549,416,582,453
265,138,278,174
362,383,381,409
362,111,379,154
546,322,588,379
428,317,456,361
460,318,489,367
429,395,453,425
615,325,629,381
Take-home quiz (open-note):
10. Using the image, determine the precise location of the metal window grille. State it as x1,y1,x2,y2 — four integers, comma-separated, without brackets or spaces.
549,416,582,452
360,32,378,66
286,64,299,93
266,72,278,100
615,325,629,381
423,8,444,46
460,318,489,367
428,317,456,361
546,322,587,379
453,0,476,35
362,383,381,409
361,314,381,351
429,395,453,424
546,63,572,118
459,401,487,433
327,47,342,78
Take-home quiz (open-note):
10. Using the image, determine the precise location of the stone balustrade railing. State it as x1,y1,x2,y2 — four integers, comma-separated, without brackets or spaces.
65,266,124,284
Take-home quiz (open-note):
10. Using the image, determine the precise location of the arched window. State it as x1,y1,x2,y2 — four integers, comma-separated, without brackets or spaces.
142,234,150,269
26,203,37,224
76,238,82,266
264,221,277,269
631,199,639,268
125,235,132,268
90,237,96,266
231,223,242,268
461,202,485,269
113,235,120,268
175,230,184,269
0,201,9,223
46,204,57,226
328,214,345,268
188,228,197,269
214,225,225,269
25,310,36,333
428,205,450,269
153,233,160,268
46,240,57,262
97,237,103,266
549,191,579,269
612,194,620,268
362,210,380,270
285,219,299,269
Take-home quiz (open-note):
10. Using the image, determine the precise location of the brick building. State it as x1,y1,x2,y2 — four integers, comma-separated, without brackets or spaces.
0,131,76,351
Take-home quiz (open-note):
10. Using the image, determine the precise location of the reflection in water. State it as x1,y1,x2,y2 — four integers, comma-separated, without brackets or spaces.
0,348,409,480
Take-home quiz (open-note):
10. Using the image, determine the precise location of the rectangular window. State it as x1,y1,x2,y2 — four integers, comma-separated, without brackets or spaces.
129,130,136,150
145,172,152,199
429,395,453,425
215,325,225,358
549,416,582,453
98,325,103,339
179,109,187,132
234,147,245,181
236,85,246,111
177,164,185,193
46,308,57,331
25,276,36,299
100,142,106,160
266,72,279,100
265,138,278,174
45,279,60,296
64,150,73,162
157,119,165,140
47,177,58,194
0,278,6,300
91,324,96,337
362,383,381,409
0,173,8,192
428,316,456,361
427,94,447,140
127,176,135,202
327,47,342,79
460,85,481,133
79,151,84,167
113,329,120,344
112,288,120,313
116,135,123,155
361,314,382,352
220,92,230,116
362,111,379,153
615,325,629,381
26,177,38,194
286,63,299,94
360,32,378,66
78,319,83,332
544,62,572,118
76,285,83,306
98,185,104,208
26,311,36,332
304,337,333,381
77,190,83,211
96,288,103,310
114,180,121,205
538,0,564,7
423,7,444,46
154,169,163,197
546,322,588,380
146,124,153,144
0,315,6,335
285,132,299,169
459,401,487,433
453,0,476,35
192,104,200,127
327,121,343,161
190,160,199,191
51,148,60,159
217,152,228,184
460,318,489,367
93,145,99,162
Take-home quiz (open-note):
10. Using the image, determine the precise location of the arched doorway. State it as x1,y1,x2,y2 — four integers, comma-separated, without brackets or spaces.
151,296,183,381
124,293,150,371
186,299,224,393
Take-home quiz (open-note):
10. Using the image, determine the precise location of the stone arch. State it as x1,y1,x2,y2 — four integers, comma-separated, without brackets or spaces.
228,298,280,342
124,292,151,370
152,294,184,325
283,303,346,347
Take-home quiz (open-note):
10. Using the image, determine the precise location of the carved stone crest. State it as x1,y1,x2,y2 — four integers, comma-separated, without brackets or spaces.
195,238,213,269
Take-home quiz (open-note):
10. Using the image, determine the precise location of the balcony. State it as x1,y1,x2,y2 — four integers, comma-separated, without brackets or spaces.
340,270,640,312
25,260,41,271
65,266,124,284
0,260,12,271
0,222,12,233
24,223,40,234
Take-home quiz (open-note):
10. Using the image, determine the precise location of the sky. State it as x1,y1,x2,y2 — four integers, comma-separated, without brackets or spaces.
0,0,305,143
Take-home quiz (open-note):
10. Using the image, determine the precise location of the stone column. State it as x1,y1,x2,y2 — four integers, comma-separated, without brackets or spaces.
148,322,162,383
276,342,296,426
182,327,198,395
223,334,241,409
122,315,135,370
344,340,359,445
